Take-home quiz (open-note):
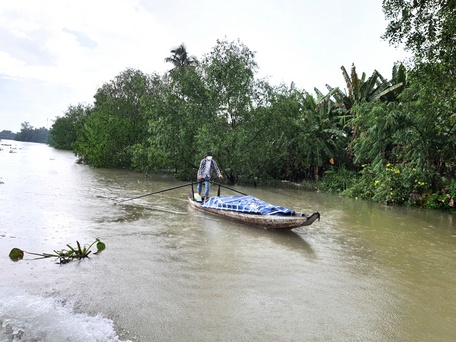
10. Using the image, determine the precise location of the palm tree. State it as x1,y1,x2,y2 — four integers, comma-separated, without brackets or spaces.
164,43,198,69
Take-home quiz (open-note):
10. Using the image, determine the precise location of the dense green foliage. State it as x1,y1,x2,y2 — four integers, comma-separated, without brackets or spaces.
318,1,456,210
48,6,456,211
72,69,151,168
49,104,87,150
15,122,49,143
0,130,15,140
382,0,455,68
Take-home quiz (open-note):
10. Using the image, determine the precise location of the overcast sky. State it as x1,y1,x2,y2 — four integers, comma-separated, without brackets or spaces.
0,0,408,132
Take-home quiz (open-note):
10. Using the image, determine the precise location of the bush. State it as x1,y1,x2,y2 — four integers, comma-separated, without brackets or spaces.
319,166,358,193
343,163,437,206
422,178,456,210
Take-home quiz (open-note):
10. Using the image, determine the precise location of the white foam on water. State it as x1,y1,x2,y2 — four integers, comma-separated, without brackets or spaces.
0,287,129,342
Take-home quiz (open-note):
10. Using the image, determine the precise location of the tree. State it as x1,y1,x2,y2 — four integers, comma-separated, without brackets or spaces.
164,43,198,69
49,104,89,150
381,0,456,176
0,130,15,139
319,63,407,114
313,64,407,169
73,69,152,168
382,0,456,67
196,39,259,183
15,122,49,143
382,0,455,117
131,73,202,176
200,39,257,128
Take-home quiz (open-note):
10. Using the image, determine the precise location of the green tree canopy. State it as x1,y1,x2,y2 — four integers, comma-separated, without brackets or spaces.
15,122,49,143
73,68,152,168
382,0,456,67
49,104,90,150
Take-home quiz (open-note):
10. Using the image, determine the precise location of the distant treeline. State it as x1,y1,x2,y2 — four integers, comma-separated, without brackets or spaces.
48,1,455,211
0,130,16,140
12,122,49,144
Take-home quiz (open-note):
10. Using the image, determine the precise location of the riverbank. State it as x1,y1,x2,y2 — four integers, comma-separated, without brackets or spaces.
253,166,456,212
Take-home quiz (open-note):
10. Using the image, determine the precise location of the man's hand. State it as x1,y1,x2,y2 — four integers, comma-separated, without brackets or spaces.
218,174,224,179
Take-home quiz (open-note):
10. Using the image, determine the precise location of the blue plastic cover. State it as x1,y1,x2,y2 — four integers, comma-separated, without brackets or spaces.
200,195,295,216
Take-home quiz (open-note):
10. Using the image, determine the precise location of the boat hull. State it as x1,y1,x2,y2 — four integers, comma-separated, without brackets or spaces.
188,194,320,229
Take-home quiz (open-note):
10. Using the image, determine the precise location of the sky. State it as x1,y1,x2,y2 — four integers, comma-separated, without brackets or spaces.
0,0,409,133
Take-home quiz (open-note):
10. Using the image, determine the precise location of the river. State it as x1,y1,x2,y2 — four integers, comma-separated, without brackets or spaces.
0,141,455,341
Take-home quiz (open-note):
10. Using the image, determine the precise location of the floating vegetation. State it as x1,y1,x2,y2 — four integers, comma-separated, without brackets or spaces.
9,238,106,264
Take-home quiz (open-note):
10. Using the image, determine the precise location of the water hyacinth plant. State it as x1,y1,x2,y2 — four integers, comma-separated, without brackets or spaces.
9,238,106,264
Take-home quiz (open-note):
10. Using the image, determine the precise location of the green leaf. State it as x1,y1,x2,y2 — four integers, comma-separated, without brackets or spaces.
9,248,24,261
76,241,82,253
96,241,106,253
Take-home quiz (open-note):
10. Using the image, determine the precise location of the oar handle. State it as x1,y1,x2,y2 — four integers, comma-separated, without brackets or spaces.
116,182,195,204
116,181,246,204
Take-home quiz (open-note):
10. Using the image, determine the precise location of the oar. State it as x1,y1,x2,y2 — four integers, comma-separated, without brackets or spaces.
211,181,248,196
116,183,194,204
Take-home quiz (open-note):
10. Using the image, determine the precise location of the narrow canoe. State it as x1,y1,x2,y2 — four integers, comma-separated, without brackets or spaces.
188,193,320,229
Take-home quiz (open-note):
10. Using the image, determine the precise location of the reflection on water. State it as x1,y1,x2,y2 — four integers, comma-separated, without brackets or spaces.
1,141,456,341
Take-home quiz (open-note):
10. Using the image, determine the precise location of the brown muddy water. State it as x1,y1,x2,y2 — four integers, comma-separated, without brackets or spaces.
0,141,455,341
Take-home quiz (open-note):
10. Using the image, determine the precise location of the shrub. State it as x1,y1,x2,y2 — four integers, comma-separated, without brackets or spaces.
343,163,438,206
319,166,358,193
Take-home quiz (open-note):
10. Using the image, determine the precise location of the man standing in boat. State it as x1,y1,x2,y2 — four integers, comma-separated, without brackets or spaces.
197,151,223,201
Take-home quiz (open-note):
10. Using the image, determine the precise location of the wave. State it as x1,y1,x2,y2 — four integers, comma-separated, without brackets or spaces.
0,287,130,342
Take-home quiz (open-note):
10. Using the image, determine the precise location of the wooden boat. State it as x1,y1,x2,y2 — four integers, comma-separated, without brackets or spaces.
188,193,320,229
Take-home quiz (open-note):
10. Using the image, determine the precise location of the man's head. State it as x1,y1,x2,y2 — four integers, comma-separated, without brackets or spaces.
206,151,213,160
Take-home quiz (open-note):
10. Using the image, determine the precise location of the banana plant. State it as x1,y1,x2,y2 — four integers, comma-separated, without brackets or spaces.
322,63,407,112
315,63,408,158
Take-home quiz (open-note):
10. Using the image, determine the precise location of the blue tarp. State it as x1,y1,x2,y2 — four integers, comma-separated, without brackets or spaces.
200,195,295,216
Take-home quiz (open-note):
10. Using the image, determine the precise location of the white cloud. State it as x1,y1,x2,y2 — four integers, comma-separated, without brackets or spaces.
0,0,409,132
